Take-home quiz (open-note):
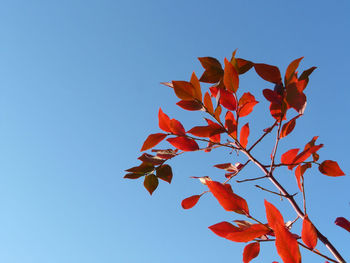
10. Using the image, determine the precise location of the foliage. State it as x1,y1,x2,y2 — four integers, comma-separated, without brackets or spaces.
125,51,348,263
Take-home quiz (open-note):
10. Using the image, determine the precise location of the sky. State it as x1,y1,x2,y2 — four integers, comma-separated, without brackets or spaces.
0,0,349,262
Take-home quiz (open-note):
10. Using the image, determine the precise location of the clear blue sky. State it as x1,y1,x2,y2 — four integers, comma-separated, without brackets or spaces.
0,1,349,262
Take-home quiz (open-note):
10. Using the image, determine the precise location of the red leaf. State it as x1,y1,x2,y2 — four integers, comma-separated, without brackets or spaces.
236,58,254,74
219,88,237,111
286,84,306,114
285,57,303,85
141,133,167,151
281,116,299,138
240,123,250,148
281,148,299,166
263,89,282,104
176,100,203,111
265,200,301,263
204,91,214,114
125,162,154,174
208,221,239,238
138,153,165,165
158,108,171,133
190,72,202,101
238,92,259,117
188,124,225,138
225,111,237,138
167,137,199,151
214,163,238,172
254,63,282,84
294,163,311,191
156,164,173,183
226,224,270,242
319,160,345,177
206,180,249,214
170,119,186,136
243,242,260,263
269,101,287,121
198,57,224,83
335,217,350,232
224,58,239,93
124,173,144,179
172,80,195,100
144,174,158,195
301,216,318,249
290,143,323,169
181,195,201,209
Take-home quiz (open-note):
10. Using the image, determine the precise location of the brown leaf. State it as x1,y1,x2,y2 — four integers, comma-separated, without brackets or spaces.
144,174,158,195
254,63,282,84
198,57,224,83
156,164,173,183
172,80,195,100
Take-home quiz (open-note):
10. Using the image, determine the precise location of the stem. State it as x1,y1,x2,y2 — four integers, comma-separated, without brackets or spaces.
255,184,297,197
298,242,338,263
236,175,266,183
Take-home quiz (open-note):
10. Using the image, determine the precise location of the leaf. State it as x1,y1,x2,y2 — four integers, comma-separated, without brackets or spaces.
170,118,186,136
236,58,254,74
319,160,345,177
335,217,350,232
124,173,145,179
285,57,303,85
188,124,225,138
240,123,250,148
167,137,199,151
226,224,270,242
301,216,318,249
204,91,214,114
294,163,311,191
152,149,177,160
265,200,301,263
144,174,158,195
290,143,323,169
206,180,249,214
286,84,307,114
138,153,165,165
269,101,287,121
158,108,172,133
214,163,238,172
156,164,173,183
238,92,259,117
281,148,299,165
181,195,201,209
141,133,167,151
125,162,154,174
254,63,282,84
214,104,222,120
243,242,260,263
224,58,239,92
263,89,282,104
208,221,239,238
172,80,195,100
225,111,237,138
176,100,203,111
280,116,299,138
198,57,224,83
190,72,202,101
219,88,237,111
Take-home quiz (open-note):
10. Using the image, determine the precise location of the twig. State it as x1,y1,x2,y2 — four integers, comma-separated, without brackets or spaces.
248,120,278,152
255,185,297,198
298,242,338,263
236,175,267,183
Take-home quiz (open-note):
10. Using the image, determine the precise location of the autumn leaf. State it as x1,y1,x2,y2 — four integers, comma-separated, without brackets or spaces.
204,91,214,114
167,137,199,151
198,57,224,83
240,123,250,148
219,88,237,111
243,242,260,263
170,118,186,136
294,163,311,191
225,111,237,138
208,221,239,238
206,180,249,214
158,108,171,133
281,148,299,166
319,160,345,177
141,133,167,151
280,115,299,138
226,224,270,242
238,92,259,117
172,80,195,100
176,100,203,111
190,72,202,101
181,195,201,209
144,174,159,195
263,89,282,104
224,58,239,92
335,217,350,232
125,162,154,174
285,57,303,86
156,164,173,183
254,63,282,84
301,216,318,249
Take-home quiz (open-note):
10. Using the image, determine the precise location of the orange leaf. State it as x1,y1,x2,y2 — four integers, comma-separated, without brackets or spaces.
176,100,203,111
236,58,254,74
301,216,318,249
198,57,224,83
281,148,299,166
294,163,311,191
240,123,250,148
285,57,303,85
166,137,199,151
158,108,171,133
265,200,301,263
208,221,239,238
224,58,239,93
238,92,258,117
319,160,345,177
243,242,260,263
172,80,195,100
204,91,214,114
219,88,237,111
263,89,282,104
181,195,201,209
141,133,167,151
226,224,270,242
281,116,299,138
170,119,186,136
254,63,282,84
188,124,225,138
190,72,202,101
269,101,287,121
335,217,350,232
225,111,237,138
206,180,249,214
290,144,323,169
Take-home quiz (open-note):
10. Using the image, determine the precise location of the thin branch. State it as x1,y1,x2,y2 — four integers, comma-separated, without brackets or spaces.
255,184,297,198
248,120,278,152
236,175,267,183
302,176,306,215
298,242,338,263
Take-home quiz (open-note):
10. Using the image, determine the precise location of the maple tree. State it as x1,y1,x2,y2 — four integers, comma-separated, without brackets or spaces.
125,51,348,263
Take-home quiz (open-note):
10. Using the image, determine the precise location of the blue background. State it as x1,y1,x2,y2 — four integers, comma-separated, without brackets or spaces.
0,1,349,262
